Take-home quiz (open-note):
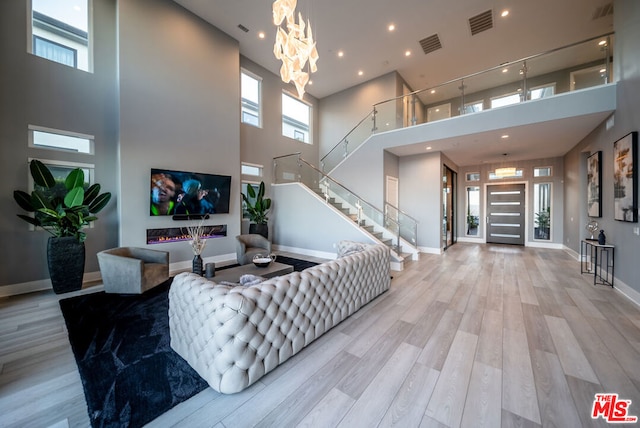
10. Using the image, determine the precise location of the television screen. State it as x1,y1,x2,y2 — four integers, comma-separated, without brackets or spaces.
150,168,231,216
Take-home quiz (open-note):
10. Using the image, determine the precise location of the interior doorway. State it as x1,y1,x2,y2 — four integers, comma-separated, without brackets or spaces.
442,165,456,250
486,183,525,245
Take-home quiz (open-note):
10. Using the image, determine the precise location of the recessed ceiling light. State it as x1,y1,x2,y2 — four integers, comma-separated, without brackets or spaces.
502,68,508,73
599,68,606,73
426,146,432,150
501,134,509,139
501,10,509,17
338,51,344,57
308,80,313,85
388,24,395,31
599,40,607,46
258,31,265,39
358,70,364,76
430,89,436,94
405,50,411,57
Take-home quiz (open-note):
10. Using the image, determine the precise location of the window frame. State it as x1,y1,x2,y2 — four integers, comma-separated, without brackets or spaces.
27,0,94,72
241,68,263,128
29,124,95,155
533,166,553,177
241,162,263,178
281,91,312,144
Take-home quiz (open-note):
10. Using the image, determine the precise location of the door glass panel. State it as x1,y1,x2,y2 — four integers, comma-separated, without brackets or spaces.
534,183,551,240
466,186,480,236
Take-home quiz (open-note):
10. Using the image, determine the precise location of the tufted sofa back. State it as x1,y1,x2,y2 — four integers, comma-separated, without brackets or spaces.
169,243,390,394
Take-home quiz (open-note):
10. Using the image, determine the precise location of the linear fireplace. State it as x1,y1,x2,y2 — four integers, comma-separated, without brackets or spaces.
146,224,227,245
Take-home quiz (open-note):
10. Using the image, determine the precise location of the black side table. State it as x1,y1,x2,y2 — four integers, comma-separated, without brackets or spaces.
580,239,614,287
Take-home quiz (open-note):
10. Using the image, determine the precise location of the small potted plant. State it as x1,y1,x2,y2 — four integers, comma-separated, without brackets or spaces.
13,159,112,293
241,181,271,239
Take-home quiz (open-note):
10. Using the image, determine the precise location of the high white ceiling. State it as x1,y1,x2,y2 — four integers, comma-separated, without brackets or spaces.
173,0,615,165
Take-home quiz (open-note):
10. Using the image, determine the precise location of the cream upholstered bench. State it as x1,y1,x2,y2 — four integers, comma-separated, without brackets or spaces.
168,242,390,394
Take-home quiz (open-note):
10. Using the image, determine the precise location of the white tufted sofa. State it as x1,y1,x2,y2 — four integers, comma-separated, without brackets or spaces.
168,242,390,394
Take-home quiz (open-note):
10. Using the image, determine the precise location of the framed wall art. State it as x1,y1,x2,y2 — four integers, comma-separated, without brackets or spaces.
587,151,602,217
613,131,638,222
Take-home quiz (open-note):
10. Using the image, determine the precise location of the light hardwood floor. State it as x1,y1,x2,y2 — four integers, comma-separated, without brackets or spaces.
1,243,640,427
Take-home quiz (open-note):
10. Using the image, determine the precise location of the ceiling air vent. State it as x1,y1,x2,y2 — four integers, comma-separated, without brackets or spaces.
237,24,250,33
419,34,442,55
469,10,493,36
592,2,613,20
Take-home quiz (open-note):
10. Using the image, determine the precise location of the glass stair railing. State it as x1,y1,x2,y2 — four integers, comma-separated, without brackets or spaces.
273,153,418,254
321,32,614,174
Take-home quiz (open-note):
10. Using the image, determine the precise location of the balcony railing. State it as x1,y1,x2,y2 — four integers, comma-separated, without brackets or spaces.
274,153,418,251
321,32,614,174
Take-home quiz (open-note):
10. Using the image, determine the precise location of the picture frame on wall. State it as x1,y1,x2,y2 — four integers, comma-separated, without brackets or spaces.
613,131,638,222
587,151,602,217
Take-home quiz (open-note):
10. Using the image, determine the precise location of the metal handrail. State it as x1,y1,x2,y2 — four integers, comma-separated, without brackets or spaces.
274,153,412,248
384,202,419,224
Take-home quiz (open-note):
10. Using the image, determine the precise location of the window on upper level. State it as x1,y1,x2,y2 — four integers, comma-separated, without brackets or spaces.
529,83,556,100
282,92,311,143
463,101,484,114
241,162,263,177
241,70,262,127
491,92,521,109
534,166,552,177
29,0,91,72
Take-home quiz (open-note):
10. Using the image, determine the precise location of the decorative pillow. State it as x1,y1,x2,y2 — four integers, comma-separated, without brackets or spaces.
239,274,265,286
338,243,365,258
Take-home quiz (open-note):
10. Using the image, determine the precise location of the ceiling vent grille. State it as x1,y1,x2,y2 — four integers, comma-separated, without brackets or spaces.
237,24,249,33
469,10,493,36
419,34,442,55
592,2,613,20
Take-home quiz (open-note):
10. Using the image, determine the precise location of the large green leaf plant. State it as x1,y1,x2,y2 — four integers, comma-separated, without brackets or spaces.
241,181,271,225
13,159,112,243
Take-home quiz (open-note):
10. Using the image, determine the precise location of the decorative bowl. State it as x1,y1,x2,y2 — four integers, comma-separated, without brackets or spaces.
253,254,276,268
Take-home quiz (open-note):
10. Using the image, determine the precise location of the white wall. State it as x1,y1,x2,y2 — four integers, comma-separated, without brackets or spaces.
118,0,241,262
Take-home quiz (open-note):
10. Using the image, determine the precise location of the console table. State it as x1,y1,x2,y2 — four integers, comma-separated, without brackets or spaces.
580,239,614,287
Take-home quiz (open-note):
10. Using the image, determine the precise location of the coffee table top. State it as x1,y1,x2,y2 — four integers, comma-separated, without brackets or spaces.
211,261,293,284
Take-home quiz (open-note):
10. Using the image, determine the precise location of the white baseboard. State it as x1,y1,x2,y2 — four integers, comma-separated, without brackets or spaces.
526,241,565,249
418,246,442,255
611,278,640,307
272,244,337,260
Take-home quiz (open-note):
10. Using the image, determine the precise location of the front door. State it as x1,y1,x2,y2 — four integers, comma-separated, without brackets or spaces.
486,184,525,245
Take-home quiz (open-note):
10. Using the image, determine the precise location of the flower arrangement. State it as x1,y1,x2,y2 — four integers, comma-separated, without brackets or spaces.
185,219,208,255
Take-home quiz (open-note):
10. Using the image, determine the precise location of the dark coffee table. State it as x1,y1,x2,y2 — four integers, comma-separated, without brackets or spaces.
211,261,293,284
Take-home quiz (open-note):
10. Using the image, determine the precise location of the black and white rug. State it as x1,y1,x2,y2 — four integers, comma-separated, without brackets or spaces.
59,256,318,427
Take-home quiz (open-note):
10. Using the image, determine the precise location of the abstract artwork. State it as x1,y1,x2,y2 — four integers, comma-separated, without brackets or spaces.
587,151,602,217
613,131,638,222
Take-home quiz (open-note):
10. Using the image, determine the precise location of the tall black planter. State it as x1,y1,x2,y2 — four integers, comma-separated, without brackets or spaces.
47,237,85,294
249,223,268,239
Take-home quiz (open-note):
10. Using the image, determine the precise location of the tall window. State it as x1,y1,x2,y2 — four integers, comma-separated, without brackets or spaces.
241,70,262,127
534,183,551,240
30,0,91,72
282,92,311,143
465,186,480,236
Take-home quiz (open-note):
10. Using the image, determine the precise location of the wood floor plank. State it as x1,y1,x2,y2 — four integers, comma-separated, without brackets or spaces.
502,327,541,424
425,330,478,427
529,350,582,428
545,315,599,384
417,309,463,370
460,361,502,428
295,388,355,428
378,363,440,427
337,342,421,428
475,309,503,369
521,303,556,354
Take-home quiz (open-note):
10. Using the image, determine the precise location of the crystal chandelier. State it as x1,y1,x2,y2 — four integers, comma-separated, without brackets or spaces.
272,0,319,98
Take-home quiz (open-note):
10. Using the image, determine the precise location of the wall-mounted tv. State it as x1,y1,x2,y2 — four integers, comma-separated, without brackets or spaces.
150,168,231,217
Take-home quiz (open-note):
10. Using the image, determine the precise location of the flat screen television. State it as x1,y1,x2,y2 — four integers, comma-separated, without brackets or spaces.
150,168,231,217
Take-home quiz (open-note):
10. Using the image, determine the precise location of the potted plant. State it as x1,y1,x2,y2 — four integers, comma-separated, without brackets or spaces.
13,159,112,293
241,181,271,239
